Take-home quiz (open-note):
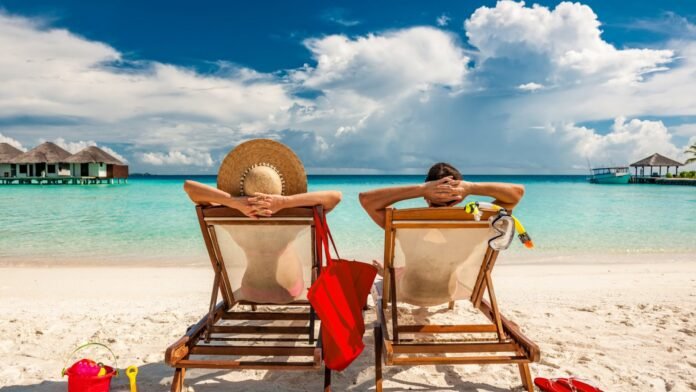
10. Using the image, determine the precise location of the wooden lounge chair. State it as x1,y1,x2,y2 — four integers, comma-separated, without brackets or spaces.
373,207,540,391
165,205,331,391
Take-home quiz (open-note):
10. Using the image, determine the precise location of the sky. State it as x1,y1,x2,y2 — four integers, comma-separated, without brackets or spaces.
1,0,696,174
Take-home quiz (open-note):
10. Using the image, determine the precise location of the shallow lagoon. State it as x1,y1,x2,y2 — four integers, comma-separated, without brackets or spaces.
1,175,694,264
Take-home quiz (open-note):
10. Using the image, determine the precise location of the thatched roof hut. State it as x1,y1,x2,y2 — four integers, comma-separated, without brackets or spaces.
65,146,124,165
630,153,683,167
12,142,72,164
0,143,23,163
630,153,684,177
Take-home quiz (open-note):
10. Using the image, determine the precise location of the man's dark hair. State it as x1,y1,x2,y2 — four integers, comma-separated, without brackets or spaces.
425,162,462,182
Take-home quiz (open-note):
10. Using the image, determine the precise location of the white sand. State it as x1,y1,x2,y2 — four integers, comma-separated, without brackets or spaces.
0,254,694,391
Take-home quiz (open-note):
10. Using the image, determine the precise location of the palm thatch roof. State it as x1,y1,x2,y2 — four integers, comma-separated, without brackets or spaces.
65,146,124,165
12,142,72,164
0,143,23,163
630,153,683,167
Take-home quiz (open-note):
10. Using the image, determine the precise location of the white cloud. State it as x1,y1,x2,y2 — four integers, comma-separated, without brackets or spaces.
556,117,682,165
140,150,214,166
49,138,128,163
328,18,360,27
295,27,468,98
518,82,544,91
322,8,361,27
100,146,128,164
628,12,696,39
335,126,357,137
0,11,297,158
1,4,695,174
465,1,674,86
436,14,451,27
51,138,93,154
0,132,26,151
671,123,696,137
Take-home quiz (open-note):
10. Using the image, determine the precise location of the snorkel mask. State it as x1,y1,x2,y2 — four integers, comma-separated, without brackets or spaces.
464,201,534,251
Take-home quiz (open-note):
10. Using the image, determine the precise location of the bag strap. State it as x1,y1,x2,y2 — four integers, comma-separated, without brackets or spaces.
313,207,342,270
313,207,332,269
320,211,341,260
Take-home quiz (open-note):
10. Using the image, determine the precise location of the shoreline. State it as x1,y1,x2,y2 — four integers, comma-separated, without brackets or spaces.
0,250,693,268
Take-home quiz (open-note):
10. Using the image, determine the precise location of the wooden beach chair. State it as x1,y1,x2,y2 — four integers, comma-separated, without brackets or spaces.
165,205,331,391
373,207,540,391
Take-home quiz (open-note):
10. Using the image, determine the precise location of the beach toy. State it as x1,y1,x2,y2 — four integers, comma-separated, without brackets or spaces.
126,366,139,392
62,343,118,392
464,201,534,249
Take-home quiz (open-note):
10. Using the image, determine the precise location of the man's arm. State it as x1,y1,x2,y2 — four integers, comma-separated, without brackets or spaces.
359,177,459,228
456,181,525,210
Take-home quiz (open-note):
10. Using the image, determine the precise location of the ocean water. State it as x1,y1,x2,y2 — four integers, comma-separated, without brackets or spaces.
0,175,694,264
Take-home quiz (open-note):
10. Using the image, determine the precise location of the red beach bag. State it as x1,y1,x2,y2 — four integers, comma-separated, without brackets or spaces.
307,209,377,371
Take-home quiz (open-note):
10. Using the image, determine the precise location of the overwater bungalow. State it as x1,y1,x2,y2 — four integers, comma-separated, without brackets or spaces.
0,142,128,185
65,146,128,180
10,142,72,178
0,143,23,178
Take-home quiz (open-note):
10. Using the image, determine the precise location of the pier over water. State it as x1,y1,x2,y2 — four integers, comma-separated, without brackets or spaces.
0,176,127,185
629,176,696,186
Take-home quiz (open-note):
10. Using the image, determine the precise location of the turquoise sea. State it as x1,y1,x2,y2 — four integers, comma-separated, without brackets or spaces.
0,175,694,264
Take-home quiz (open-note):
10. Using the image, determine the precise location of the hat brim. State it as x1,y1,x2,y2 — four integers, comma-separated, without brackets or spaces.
218,139,307,196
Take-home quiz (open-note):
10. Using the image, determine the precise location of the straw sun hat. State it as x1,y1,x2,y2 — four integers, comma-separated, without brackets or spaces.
217,139,307,197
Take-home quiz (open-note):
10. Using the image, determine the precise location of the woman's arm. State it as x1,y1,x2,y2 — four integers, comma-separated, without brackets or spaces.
359,177,459,228
183,180,266,218
249,191,343,216
456,181,525,210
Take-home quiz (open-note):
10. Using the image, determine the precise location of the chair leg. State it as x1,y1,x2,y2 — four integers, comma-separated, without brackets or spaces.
309,307,316,344
518,363,533,392
171,368,185,392
448,301,455,310
374,326,383,392
324,367,332,392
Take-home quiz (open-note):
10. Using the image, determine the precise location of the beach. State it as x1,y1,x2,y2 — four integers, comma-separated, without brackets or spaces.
2,253,694,391
3,0,696,390
1,176,695,391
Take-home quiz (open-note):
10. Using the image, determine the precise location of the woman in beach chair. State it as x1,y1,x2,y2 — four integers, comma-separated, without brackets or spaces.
166,139,341,391
359,162,539,392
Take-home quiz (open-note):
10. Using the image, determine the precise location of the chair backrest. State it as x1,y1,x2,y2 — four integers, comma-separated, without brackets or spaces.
197,205,318,306
384,207,501,307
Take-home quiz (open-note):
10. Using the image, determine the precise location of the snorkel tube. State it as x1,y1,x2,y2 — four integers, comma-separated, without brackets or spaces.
464,201,534,249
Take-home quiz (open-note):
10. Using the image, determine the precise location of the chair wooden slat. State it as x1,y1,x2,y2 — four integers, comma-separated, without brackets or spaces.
166,205,331,392
374,206,538,392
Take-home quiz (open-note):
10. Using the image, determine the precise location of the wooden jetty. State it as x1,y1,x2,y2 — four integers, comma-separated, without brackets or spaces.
629,177,696,186
0,176,127,185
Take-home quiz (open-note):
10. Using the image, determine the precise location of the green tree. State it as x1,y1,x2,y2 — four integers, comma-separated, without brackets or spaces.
686,142,696,164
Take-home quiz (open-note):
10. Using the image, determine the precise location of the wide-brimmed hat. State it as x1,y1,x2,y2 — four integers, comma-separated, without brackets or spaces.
217,139,307,196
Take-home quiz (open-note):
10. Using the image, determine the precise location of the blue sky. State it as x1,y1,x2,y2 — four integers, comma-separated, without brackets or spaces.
1,0,695,173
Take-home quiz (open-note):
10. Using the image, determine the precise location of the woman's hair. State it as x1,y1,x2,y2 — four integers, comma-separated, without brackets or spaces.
425,162,462,182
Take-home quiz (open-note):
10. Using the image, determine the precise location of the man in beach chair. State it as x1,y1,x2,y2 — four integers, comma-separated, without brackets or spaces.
165,139,341,392
359,163,539,391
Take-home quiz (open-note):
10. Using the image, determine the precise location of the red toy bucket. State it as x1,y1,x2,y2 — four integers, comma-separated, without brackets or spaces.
65,364,116,392
62,343,118,392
